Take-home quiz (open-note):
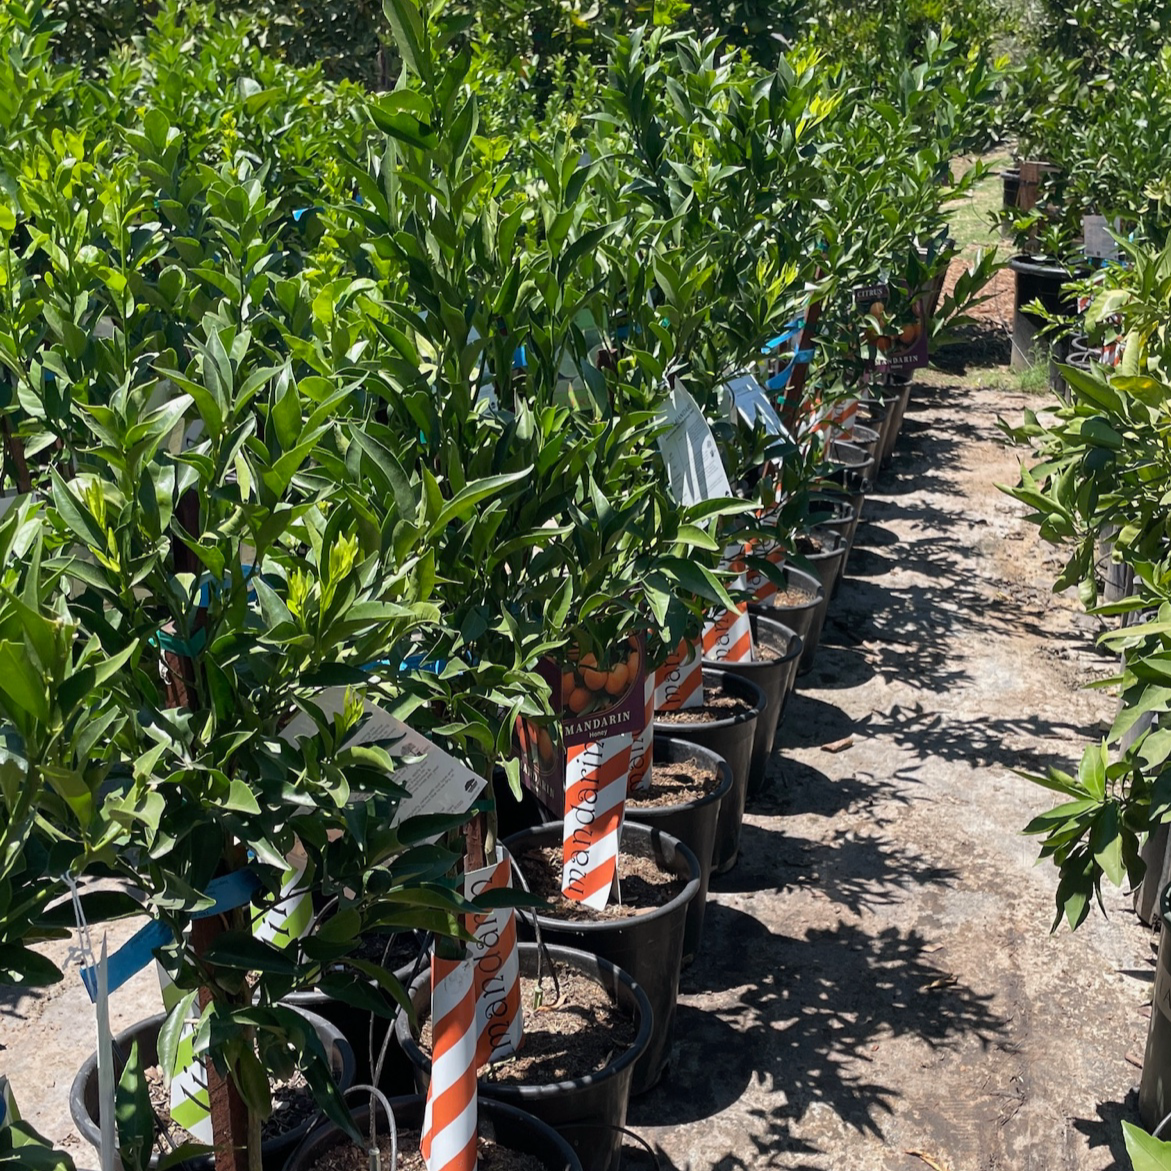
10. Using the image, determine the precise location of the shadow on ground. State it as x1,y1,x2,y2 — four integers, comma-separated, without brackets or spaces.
632,904,1006,1150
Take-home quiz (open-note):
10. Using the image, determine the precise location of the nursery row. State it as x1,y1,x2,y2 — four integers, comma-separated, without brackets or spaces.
0,0,1007,1169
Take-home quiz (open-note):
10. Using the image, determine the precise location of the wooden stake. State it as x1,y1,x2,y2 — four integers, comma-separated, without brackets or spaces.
190,916,252,1171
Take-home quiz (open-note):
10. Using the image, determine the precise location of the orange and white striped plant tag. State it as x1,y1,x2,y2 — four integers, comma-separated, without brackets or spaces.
463,846,522,1069
627,670,655,794
828,396,859,441
654,638,703,711
702,545,754,663
744,508,786,604
561,733,632,910
421,953,478,1171
703,603,753,662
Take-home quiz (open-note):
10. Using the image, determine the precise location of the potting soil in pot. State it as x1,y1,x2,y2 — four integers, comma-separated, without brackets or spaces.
774,584,817,606
655,683,753,726
516,845,684,920
301,1127,548,1171
419,969,636,1083
625,758,720,809
795,533,830,555
144,1064,315,1149
352,930,421,968
751,640,783,662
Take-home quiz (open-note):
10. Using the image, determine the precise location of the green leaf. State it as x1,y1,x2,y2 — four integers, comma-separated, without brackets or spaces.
224,780,261,815
158,989,199,1077
116,1041,155,1171
1123,1121,1171,1171
200,931,298,975
1078,742,1108,801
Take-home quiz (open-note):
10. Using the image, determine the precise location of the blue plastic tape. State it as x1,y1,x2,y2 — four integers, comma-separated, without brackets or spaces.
79,869,263,1001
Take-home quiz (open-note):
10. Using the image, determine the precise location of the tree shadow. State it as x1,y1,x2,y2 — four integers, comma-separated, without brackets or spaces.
776,692,858,750
712,821,957,919
633,905,1005,1141
1071,1089,1140,1171
866,701,1104,776
749,757,912,822
932,322,1014,374
0,984,45,1020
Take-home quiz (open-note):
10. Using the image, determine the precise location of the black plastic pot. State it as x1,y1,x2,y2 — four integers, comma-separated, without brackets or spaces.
793,528,847,672
705,614,800,799
847,422,881,461
396,942,651,1171
752,565,824,660
1002,167,1020,214
625,737,734,967
827,440,875,496
1140,883,1171,1128
809,492,861,584
878,373,914,469
283,1095,582,1171
1009,254,1079,371
858,396,895,466
505,821,699,1097
656,668,764,876
71,1009,354,1171
284,939,423,1099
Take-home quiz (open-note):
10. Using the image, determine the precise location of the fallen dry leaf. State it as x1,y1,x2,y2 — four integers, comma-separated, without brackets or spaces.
821,735,855,753
905,1151,952,1171
919,974,958,992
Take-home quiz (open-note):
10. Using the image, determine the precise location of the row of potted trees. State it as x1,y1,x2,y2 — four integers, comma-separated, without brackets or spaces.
0,1,1002,1169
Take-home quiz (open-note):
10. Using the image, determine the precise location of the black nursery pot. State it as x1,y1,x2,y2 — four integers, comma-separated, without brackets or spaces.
847,422,881,461
878,373,915,468
826,439,875,497
1009,254,1080,371
396,942,652,1171
809,492,861,580
72,1009,354,1171
706,614,800,799
505,820,700,1098
627,736,734,967
284,938,424,1100
284,1096,582,1171
858,397,895,468
656,668,764,876
753,565,823,656
1002,167,1020,216
793,528,847,672
1140,883,1171,1128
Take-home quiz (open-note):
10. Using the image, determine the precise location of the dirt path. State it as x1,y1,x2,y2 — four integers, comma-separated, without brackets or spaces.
630,367,1152,1169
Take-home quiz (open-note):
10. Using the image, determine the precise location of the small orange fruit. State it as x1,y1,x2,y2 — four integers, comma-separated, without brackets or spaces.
568,686,592,714
537,727,554,763
605,663,630,695
582,666,608,691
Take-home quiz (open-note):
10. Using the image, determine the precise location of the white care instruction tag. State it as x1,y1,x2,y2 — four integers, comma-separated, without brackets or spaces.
656,384,731,506
280,689,487,831
723,373,790,439
1083,215,1120,260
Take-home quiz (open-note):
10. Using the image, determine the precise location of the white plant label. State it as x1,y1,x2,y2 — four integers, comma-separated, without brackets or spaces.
657,384,731,506
280,690,487,834
724,373,791,440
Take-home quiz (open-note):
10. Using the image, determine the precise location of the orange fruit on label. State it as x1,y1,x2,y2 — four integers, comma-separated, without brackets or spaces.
605,663,629,695
537,727,554,764
568,686,592,714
